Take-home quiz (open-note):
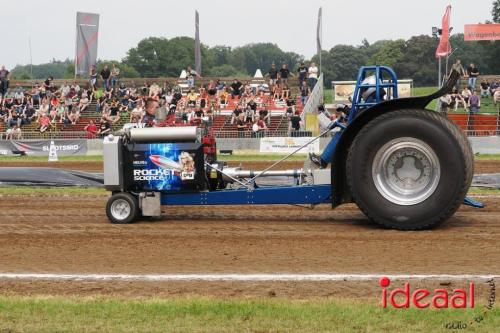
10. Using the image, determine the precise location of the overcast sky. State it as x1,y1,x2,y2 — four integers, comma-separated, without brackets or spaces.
1,0,493,69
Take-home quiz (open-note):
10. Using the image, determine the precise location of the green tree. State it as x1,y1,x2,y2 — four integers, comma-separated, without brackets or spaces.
313,45,367,84
493,0,500,23
369,39,406,68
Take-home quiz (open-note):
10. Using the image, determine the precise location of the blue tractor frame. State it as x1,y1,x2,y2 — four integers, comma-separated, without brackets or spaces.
160,66,483,209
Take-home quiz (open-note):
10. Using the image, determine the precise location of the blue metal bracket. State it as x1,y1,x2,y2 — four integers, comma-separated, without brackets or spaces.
161,185,332,206
463,196,485,208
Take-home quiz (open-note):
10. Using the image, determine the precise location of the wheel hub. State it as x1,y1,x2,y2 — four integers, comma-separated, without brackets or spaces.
372,138,440,205
110,199,131,220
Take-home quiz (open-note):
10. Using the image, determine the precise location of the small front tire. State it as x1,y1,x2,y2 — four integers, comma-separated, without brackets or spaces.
106,193,138,224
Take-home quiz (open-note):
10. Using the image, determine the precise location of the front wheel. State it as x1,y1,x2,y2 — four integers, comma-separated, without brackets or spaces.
106,193,138,224
346,109,473,230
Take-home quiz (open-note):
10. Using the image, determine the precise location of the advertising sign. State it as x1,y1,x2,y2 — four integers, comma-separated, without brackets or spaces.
0,139,87,156
127,143,203,192
464,24,500,41
260,137,320,154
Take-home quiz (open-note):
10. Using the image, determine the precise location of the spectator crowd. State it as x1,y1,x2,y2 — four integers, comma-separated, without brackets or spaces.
1,61,319,139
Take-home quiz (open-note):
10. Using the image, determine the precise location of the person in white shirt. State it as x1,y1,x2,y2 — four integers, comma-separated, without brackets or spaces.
308,62,319,89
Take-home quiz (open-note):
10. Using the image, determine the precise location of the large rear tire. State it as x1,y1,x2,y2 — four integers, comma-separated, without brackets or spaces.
106,193,138,224
346,109,473,230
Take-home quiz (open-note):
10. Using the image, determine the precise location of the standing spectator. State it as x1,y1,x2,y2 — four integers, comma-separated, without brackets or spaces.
84,120,98,138
100,64,111,91
43,76,54,96
0,65,10,98
466,63,479,90
111,63,120,89
297,62,308,86
89,65,98,90
142,98,158,127
230,79,243,99
451,59,466,91
236,113,246,138
279,64,292,86
468,90,480,113
186,66,200,88
289,111,302,136
267,64,279,87
300,81,310,106
308,62,319,89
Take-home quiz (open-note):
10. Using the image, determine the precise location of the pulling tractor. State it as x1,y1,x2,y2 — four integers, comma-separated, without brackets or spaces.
103,66,482,230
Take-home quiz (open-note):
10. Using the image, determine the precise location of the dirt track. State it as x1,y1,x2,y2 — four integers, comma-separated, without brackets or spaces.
0,190,499,298
3,159,500,173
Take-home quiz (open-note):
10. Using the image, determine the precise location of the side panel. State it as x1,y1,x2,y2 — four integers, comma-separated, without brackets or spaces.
124,142,206,192
103,136,123,191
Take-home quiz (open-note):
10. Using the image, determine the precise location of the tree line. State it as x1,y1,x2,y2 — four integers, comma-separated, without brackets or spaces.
11,1,500,87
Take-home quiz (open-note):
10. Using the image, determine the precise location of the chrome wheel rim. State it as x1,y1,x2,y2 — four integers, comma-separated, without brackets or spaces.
372,137,440,206
110,199,131,220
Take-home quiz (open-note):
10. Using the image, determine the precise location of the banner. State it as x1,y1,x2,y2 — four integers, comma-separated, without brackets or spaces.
464,24,500,41
195,10,202,75
0,140,87,156
75,12,100,77
260,137,320,154
436,5,452,58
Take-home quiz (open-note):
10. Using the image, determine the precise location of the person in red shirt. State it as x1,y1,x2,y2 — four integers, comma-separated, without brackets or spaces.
84,119,98,139
38,114,52,133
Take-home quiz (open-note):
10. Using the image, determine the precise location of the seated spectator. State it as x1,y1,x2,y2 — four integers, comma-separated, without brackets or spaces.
130,102,144,123
149,82,161,99
461,87,472,106
230,103,243,125
84,120,98,139
79,95,90,113
490,80,499,97
98,117,112,136
439,94,453,113
281,84,290,100
480,80,490,98
244,105,254,123
230,79,243,99
13,84,24,100
452,89,466,112
38,113,52,133
23,105,36,124
219,89,228,107
494,88,500,106
186,89,198,107
67,106,80,125
8,102,23,128
272,83,282,100
5,124,22,140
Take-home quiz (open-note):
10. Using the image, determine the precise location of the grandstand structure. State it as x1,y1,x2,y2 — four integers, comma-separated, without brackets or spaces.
0,76,499,139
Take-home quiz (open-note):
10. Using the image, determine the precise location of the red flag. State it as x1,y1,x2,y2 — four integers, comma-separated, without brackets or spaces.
435,5,452,58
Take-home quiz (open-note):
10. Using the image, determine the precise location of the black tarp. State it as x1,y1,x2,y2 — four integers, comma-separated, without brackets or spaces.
0,168,103,187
